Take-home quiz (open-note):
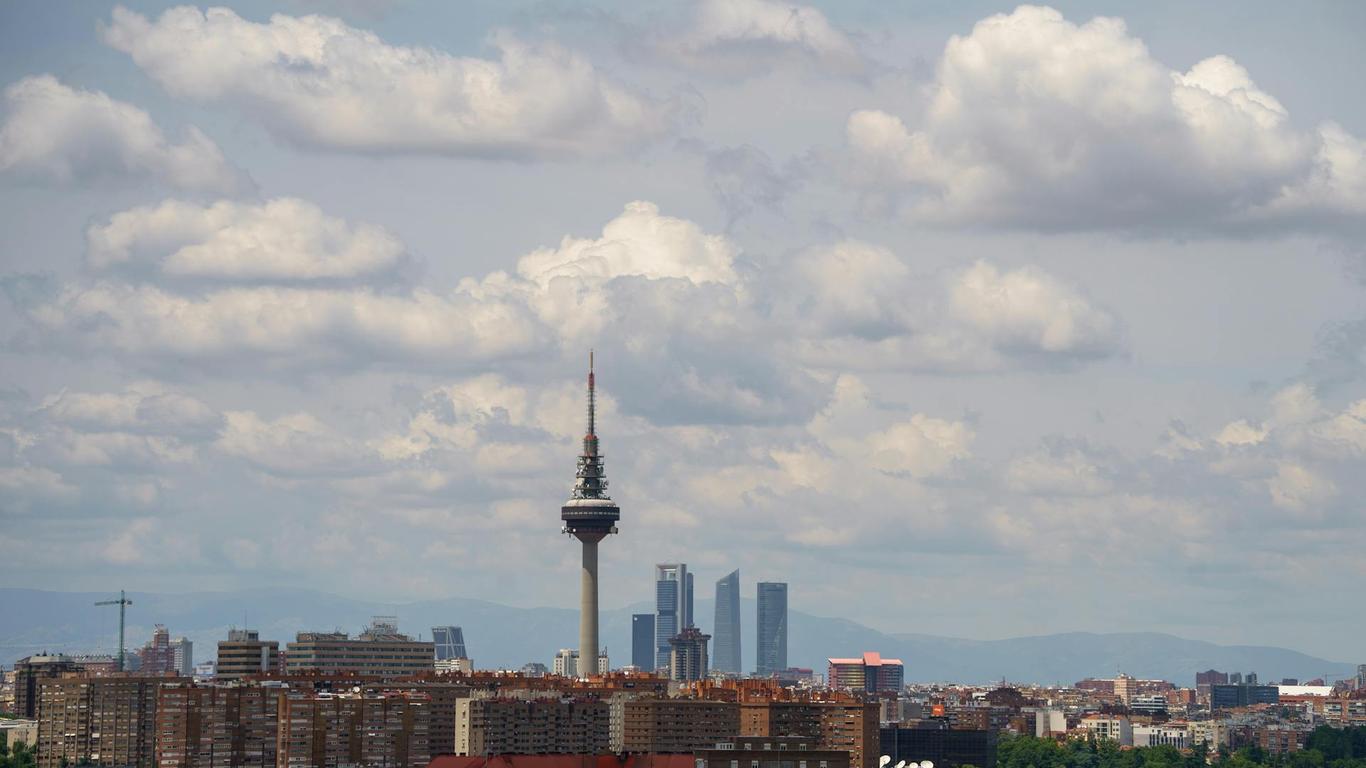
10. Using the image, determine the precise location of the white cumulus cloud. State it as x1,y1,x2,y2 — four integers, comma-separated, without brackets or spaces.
0,75,246,193
782,245,1122,371
87,198,408,282
841,5,1366,231
18,282,541,368
661,0,865,76
102,5,671,159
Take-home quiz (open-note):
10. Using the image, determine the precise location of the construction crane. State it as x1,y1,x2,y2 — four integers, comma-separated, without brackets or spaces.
95,590,132,671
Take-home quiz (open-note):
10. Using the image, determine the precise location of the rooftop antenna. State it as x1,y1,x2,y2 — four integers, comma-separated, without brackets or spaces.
94,590,133,671
587,349,596,439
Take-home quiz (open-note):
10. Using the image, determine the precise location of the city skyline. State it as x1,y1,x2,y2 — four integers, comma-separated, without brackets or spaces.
2,0,1366,662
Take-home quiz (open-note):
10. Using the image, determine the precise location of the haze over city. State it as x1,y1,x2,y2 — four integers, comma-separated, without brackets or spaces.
3,0,1366,669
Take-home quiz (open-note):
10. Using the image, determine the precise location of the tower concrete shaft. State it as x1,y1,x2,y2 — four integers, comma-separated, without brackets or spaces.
579,534,603,675
561,352,618,675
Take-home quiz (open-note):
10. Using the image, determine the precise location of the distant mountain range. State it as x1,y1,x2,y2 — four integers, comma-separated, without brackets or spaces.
1,588,1354,686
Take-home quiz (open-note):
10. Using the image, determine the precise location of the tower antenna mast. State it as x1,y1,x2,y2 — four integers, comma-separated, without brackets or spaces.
561,350,619,676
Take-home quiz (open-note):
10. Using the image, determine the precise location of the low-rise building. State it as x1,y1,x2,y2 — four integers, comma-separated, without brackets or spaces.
0,719,38,749
880,722,996,768
1079,715,1132,747
284,618,434,678
697,737,850,768
1133,724,1188,749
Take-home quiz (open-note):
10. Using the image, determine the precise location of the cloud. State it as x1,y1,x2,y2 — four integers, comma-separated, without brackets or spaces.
1158,383,1365,517
87,198,409,283
949,261,1120,358
701,144,801,226
660,0,866,77
0,465,79,503
102,5,671,159
1006,442,1113,496
0,75,247,193
15,281,542,370
1214,419,1267,447
1267,462,1336,513
840,5,1366,232
39,384,221,437
781,244,1123,371
375,374,539,461
10,200,1122,425
810,375,974,479
516,201,739,290
217,411,379,477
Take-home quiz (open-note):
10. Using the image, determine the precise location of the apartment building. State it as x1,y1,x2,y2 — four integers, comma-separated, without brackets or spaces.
155,682,280,768
36,675,166,768
455,697,611,756
620,699,740,753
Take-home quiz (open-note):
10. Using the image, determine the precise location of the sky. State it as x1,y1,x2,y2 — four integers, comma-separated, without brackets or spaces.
1,0,1364,662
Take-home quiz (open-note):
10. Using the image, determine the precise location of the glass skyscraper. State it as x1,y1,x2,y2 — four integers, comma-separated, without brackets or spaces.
685,572,695,630
431,626,467,661
712,569,741,674
631,613,655,670
654,563,688,670
755,582,787,676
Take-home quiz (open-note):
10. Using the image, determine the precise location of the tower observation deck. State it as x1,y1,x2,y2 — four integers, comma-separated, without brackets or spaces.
561,351,618,674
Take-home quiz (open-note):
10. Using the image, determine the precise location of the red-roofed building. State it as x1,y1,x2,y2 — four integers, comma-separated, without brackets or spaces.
827,653,904,694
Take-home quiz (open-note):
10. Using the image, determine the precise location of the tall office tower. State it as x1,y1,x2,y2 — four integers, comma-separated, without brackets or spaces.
686,572,695,628
432,626,468,661
713,570,741,675
560,353,620,672
756,582,788,676
170,637,193,676
654,563,689,669
669,627,711,682
631,614,656,670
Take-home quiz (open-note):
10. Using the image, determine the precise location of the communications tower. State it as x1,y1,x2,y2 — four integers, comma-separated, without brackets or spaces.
560,352,619,675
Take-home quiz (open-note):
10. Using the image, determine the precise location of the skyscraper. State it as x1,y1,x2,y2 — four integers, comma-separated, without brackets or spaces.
686,572,695,629
170,637,193,676
713,570,741,675
560,353,620,671
655,563,688,669
631,614,655,670
669,627,711,682
756,582,788,676
432,626,468,661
